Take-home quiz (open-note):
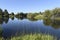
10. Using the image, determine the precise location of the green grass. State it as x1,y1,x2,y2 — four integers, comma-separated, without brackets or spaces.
11,34,57,40
34,15,44,20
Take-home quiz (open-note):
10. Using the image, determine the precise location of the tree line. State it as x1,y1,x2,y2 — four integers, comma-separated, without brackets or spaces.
0,8,14,18
0,8,60,20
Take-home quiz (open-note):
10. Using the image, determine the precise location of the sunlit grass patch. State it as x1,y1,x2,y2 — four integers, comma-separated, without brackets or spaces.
11,34,57,40
34,15,44,20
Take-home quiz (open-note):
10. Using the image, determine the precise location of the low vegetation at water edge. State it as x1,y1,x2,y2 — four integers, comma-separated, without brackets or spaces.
11,34,57,40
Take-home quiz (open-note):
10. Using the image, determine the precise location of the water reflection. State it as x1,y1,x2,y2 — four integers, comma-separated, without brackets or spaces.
16,16,26,20
0,17,60,40
0,17,9,24
0,18,4,24
43,19,60,29
10,17,14,20
0,24,3,40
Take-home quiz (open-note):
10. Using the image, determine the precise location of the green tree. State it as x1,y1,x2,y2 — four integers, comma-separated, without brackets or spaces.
11,12,14,15
52,8,60,16
0,8,3,18
15,13,20,18
4,9,9,17
9,12,14,19
43,10,52,18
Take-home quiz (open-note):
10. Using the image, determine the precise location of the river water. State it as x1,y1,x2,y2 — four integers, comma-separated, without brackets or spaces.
0,17,60,40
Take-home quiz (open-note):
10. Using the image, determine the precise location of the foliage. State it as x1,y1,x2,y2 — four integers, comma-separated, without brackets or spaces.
43,10,52,18
3,9,9,17
27,13,40,19
11,34,57,40
9,12,14,18
0,8,60,20
0,8,3,15
52,8,60,15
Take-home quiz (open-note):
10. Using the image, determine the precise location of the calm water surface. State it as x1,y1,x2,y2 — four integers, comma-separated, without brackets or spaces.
0,18,60,39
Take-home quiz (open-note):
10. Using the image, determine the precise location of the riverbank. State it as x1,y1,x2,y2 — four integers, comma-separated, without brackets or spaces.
11,34,57,40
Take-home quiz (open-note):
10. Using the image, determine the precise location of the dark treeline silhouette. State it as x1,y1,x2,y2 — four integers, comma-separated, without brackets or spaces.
0,8,9,17
15,12,27,20
0,8,60,20
0,8,60,22
0,8,28,20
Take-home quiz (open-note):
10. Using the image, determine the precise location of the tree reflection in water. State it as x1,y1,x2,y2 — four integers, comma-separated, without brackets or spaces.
0,17,9,24
0,17,60,40
43,19,60,29
0,24,3,40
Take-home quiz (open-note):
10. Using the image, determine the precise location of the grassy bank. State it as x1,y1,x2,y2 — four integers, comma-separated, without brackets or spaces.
34,15,43,20
11,34,57,40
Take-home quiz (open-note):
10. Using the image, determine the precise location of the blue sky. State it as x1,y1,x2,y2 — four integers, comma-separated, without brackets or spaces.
0,0,60,13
